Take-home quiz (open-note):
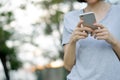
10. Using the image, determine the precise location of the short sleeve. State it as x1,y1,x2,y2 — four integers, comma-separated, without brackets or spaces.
62,15,73,46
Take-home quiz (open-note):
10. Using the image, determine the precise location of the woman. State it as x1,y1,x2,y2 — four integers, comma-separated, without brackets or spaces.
62,0,120,80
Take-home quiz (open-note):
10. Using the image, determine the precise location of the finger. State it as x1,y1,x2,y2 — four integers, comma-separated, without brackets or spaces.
91,32,96,37
75,27,93,33
93,23,105,29
94,29,107,33
94,35,97,39
91,30,96,36
95,32,108,36
77,20,84,28
96,36,106,40
91,32,94,36
82,27,93,32
74,31,88,37
75,35,86,41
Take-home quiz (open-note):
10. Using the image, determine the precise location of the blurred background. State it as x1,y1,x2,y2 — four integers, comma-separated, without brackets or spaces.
0,0,120,80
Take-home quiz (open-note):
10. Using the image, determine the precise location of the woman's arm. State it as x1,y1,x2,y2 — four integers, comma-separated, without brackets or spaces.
63,21,93,71
64,42,76,71
93,23,120,60
111,39,120,60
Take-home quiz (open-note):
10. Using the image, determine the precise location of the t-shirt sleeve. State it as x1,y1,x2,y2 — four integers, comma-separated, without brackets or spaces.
62,15,73,46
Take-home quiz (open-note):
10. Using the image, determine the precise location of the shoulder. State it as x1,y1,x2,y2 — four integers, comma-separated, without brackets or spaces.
63,10,83,31
108,4,120,17
64,9,83,20
112,4,120,11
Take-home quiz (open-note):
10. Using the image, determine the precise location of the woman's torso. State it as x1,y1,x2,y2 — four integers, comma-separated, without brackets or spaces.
66,4,120,80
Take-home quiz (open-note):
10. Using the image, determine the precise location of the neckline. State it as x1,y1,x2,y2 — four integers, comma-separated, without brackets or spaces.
81,4,113,23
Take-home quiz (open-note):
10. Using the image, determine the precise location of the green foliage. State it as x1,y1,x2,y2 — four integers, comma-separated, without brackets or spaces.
0,11,14,24
44,10,64,35
50,0,63,4
39,0,65,60
50,10,64,24
41,1,51,9
0,3,2,7
0,27,22,70
44,24,53,35
0,27,11,55
0,27,11,42
9,57,22,70
0,9,22,70
40,0,63,9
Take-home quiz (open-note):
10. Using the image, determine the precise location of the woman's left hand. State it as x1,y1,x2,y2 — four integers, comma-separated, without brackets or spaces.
92,23,116,45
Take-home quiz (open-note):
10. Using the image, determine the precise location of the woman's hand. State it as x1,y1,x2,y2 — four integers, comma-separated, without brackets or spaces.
69,20,93,44
93,23,116,45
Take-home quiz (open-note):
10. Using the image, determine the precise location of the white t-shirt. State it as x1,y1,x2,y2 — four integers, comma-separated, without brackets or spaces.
62,4,120,80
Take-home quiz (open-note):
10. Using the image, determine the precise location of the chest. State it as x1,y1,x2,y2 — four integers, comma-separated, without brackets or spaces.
77,13,120,47
95,11,108,23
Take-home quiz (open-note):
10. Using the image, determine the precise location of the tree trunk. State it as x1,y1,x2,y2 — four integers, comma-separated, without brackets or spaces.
0,56,10,80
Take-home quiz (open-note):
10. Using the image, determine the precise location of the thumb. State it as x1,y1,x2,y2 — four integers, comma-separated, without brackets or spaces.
77,20,84,28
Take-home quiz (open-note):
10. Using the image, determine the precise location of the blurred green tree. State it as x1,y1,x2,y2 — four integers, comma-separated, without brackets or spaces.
32,0,74,79
0,5,22,80
33,0,74,60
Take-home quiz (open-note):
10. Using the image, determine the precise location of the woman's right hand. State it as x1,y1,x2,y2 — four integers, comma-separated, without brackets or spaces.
64,20,93,71
69,20,93,44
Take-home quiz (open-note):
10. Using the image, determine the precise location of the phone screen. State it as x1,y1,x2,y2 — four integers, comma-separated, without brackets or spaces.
80,12,97,30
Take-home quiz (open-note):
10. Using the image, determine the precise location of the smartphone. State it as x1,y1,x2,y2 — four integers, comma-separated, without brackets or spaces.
80,12,97,30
